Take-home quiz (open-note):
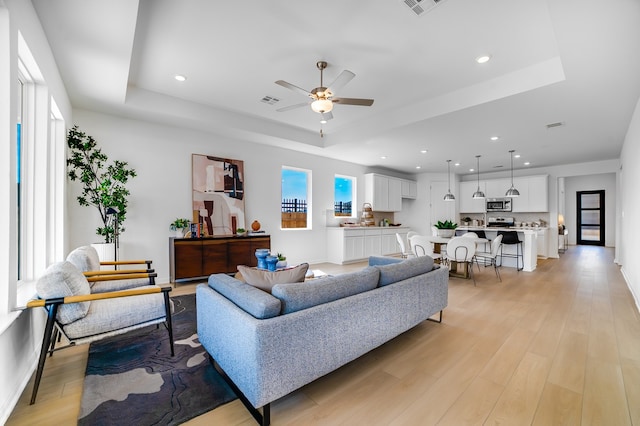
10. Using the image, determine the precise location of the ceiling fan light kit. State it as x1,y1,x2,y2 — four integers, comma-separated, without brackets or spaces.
275,60,374,125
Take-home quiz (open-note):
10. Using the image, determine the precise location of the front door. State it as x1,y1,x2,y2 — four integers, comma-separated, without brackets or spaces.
576,190,605,246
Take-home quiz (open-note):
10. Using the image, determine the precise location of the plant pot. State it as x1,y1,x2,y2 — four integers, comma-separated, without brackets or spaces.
437,229,455,238
276,260,287,269
91,242,116,265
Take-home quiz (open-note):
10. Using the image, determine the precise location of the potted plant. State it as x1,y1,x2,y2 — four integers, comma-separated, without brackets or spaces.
66,125,136,250
236,227,247,236
461,216,472,226
276,252,287,269
434,220,458,238
170,218,191,238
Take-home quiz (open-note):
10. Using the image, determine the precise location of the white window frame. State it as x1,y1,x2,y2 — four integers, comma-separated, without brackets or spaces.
281,166,312,230
334,174,357,219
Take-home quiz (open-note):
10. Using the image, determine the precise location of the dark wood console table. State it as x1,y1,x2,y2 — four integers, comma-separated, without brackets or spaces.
169,235,271,282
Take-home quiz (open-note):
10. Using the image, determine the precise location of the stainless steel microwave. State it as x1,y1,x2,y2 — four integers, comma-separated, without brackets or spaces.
486,198,512,212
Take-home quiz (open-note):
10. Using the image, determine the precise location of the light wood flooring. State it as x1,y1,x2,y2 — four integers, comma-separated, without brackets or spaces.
7,245,640,425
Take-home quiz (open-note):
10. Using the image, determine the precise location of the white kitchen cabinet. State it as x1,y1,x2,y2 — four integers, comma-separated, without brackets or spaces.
536,228,548,258
327,227,408,264
459,181,486,213
364,229,382,257
528,175,549,212
511,176,530,212
485,178,511,198
401,179,417,199
364,173,403,211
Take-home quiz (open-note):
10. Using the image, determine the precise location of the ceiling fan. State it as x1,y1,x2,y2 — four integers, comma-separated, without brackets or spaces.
275,61,374,123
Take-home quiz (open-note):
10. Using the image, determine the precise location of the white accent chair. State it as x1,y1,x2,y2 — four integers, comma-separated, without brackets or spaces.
26,261,174,404
445,237,476,285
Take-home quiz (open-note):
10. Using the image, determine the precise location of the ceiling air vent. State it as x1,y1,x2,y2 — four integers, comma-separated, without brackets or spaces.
402,0,447,17
260,95,280,106
546,121,565,129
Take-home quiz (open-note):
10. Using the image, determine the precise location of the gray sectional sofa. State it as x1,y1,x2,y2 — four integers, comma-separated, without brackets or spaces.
196,255,448,425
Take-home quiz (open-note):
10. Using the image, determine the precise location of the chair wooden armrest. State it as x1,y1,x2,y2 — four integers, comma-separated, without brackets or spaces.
83,269,154,277
26,285,170,308
100,259,153,269
86,272,157,285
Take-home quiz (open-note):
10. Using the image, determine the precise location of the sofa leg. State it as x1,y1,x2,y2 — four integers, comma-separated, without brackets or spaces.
427,310,443,323
211,356,271,425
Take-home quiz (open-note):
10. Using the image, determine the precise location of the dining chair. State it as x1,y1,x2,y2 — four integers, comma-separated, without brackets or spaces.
396,233,414,258
473,234,503,281
409,235,442,262
444,237,476,285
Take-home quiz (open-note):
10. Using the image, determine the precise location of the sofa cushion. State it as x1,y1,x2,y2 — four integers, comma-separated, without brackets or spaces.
207,273,282,319
271,266,380,314
368,256,404,266
237,263,309,293
36,261,91,324
375,256,435,287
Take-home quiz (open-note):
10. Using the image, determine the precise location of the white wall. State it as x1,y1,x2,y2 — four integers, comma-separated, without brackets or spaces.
564,173,616,246
69,109,403,282
620,96,640,310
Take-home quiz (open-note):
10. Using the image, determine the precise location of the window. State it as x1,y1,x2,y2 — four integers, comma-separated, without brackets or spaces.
281,167,311,229
334,175,356,218
3,34,66,314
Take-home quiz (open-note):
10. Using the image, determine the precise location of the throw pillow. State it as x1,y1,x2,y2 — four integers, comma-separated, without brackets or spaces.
237,263,309,293
36,261,91,324
208,274,282,319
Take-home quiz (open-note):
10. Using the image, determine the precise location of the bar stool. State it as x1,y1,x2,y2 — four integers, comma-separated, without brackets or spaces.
497,230,523,271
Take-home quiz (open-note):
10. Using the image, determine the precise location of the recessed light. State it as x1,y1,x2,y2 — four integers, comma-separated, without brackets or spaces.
514,154,521,158
416,166,421,169
524,162,530,166
469,168,475,172
320,119,327,124
476,55,491,64
490,136,499,141
454,162,460,166
381,156,387,159
420,150,427,154
174,74,187,82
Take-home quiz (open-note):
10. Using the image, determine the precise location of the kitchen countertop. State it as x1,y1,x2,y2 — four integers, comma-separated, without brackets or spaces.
458,226,548,231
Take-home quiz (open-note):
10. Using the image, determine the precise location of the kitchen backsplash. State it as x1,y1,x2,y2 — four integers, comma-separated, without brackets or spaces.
460,212,551,227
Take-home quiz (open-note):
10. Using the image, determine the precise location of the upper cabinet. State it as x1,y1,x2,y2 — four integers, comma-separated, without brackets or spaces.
401,179,417,199
459,181,486,213
364,173,406,211
459,174,549,213
512,175,548,212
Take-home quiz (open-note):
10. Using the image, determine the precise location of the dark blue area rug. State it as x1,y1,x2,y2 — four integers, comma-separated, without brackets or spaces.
78,293,236,425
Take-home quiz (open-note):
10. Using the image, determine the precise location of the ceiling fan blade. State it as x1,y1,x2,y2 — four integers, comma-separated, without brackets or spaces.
275,80,313,98
332,97,374,106
320,111,333,121
327,70,355,93
276,101,310,112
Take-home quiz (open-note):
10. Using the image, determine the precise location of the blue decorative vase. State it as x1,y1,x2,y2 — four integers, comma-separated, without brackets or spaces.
255,249,270,270
266,255,278,272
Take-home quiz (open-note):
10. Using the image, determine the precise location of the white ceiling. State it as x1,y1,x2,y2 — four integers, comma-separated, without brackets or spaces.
32,0,640,175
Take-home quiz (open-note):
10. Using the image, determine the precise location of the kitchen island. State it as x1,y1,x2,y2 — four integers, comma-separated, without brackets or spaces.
456,227,538,272
327,226,409,264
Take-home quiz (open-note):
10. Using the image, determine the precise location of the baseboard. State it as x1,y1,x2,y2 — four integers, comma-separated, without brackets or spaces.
620,266,640,314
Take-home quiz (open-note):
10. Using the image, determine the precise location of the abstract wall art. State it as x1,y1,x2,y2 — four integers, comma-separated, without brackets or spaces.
192,154,245,236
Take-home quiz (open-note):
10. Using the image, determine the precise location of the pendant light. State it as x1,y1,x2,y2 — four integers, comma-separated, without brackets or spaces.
444,160,455,201
505,149,520,197
472,155,485,199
